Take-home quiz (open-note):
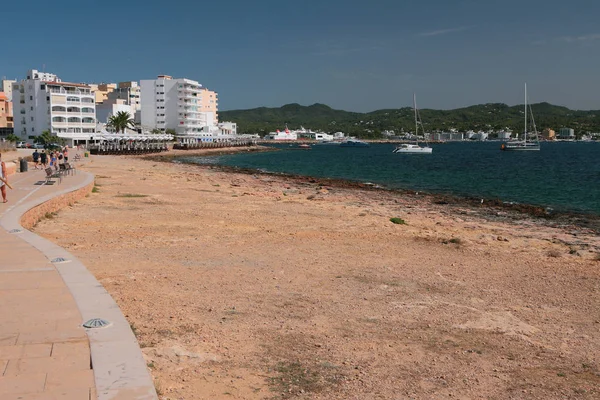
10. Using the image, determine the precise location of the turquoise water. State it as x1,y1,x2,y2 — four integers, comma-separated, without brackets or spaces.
179,142,600,215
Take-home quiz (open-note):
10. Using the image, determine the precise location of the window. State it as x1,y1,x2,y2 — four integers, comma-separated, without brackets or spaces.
47,96,50,101
31,127,35,132
30,107,33,111
40,84,46,90
30,96,33,100
31,117,34,121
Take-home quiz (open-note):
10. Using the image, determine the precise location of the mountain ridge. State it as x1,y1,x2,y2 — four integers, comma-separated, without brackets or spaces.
220,103,599,137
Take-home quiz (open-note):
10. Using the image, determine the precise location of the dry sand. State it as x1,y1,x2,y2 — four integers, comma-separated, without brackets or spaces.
34,149,600,399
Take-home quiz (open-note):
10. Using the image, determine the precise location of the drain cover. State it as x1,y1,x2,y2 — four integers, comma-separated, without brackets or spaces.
83,318,112,329
9,229,22,234
51,257,71,264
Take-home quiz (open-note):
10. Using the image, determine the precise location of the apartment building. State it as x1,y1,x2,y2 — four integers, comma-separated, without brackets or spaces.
200,88,218,121
12,69,96,145
140,75,208,136
89,83,116,104
0,92,13,128
107,81,140,112
557,127,575,139
0,79,16,101
541,128,556,140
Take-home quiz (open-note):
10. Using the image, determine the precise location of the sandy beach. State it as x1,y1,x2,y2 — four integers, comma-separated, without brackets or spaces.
33,149,600,399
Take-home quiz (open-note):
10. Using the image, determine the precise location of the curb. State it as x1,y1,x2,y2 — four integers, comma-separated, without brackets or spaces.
0,171,158,400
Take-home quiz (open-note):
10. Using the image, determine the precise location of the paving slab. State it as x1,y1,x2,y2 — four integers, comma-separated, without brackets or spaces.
0,155,157,399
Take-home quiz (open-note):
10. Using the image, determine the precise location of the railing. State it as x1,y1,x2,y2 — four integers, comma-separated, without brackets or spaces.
48,89,91,95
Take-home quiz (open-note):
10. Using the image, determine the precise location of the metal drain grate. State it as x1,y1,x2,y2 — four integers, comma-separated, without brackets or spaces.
9,229,22,234
83,318,112,329
51,257,71,264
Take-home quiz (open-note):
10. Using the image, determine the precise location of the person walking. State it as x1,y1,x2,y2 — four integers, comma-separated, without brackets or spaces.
32,149,40,169
0,152,8,203
40,150,48,168
49,151,57,170
63,146,69,163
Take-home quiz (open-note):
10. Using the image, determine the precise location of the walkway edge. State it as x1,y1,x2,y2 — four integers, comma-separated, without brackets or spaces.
0,172,158,400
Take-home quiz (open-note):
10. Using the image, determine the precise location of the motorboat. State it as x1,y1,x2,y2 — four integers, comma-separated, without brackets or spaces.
393,143,433,154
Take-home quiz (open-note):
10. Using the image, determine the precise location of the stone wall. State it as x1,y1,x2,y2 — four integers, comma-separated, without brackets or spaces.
21,182,94,230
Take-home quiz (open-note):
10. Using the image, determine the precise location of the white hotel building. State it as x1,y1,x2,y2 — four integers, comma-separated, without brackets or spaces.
141,75,229,142
12,69,96,145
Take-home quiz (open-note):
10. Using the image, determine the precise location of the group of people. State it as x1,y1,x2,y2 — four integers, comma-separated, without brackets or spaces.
32,147,69,171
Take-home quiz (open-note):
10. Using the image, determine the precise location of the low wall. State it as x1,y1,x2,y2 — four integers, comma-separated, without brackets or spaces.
21,181,94,229
4,161,16,176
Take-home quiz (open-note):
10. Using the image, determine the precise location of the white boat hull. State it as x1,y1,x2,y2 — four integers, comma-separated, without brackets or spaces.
393,146,432,154
501,142,540,151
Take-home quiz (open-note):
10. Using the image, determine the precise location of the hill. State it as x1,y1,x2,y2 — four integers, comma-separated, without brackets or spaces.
220,103,600,138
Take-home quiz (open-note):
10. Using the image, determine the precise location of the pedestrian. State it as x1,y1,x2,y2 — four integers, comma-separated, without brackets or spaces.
32,149,40,169
0,152,8,203
40,150,47,168
63,146,69,162
50,151,57,170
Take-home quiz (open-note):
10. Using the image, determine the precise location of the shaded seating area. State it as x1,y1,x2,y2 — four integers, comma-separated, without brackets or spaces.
173,138,257,150
88,133,173,155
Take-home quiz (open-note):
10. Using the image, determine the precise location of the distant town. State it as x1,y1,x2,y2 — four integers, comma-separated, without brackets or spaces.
0,70,598,148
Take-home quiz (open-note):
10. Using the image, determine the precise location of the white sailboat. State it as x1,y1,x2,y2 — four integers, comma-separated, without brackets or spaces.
393,94,433,154
501,83,540,151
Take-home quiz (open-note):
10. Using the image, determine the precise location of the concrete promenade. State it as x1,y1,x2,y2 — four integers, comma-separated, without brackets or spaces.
0,155,157,400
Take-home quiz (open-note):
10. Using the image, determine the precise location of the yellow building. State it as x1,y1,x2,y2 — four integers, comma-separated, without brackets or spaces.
89,83,117,104
200,88,218,121
541,128,556,140
0,92,13,128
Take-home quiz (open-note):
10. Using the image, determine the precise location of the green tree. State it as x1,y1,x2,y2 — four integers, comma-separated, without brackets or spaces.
151,128,162,134
34,130,55,146
107,111,135,133
5,134,19,143
165,128,176,135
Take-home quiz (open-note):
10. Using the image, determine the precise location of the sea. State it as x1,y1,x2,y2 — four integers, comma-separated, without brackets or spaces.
178,141,600,216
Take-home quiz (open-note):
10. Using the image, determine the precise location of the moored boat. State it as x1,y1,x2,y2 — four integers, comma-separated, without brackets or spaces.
340,138,370,147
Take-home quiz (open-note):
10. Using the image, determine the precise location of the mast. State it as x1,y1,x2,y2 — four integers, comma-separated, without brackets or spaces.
414,93,418,144
524,83,527,143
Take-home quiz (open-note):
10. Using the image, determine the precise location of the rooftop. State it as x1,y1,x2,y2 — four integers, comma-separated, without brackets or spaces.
43,81,92,89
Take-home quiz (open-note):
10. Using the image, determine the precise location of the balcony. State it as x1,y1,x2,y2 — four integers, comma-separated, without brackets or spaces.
66,97,80,103
178,92,198,99
48,88,93,96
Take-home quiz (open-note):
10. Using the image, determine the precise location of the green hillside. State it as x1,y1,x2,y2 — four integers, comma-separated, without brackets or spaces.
220,103,600,138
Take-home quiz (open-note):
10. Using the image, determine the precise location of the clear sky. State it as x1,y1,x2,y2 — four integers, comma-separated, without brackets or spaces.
2,0,599,112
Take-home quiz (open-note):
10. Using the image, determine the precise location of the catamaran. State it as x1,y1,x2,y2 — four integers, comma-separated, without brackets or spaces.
501,83,540,151
393,94,433,154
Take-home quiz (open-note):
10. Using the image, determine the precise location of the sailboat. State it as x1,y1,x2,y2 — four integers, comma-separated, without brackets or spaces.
501,83,540,151
393,94,433,154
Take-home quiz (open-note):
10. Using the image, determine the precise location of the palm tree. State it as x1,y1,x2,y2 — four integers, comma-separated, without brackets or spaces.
107,111,135,133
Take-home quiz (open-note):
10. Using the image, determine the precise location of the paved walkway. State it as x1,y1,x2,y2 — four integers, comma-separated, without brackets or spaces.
0,165,95,399
0,156,157,400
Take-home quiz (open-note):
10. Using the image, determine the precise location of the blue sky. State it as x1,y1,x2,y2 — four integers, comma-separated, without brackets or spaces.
2,0,599,112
